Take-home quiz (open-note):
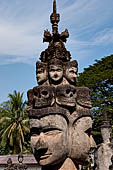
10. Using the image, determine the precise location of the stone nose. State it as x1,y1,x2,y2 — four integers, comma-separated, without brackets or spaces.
35,133,47,149
54,72,58,77
70,92,73,97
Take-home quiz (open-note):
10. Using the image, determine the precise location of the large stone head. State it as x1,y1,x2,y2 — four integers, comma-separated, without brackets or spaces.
69,115,96,165
36,61,48,85
30,111,69,166
48,59,63,85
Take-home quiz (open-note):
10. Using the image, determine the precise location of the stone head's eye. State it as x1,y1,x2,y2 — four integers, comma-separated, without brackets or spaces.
70,70,75,74
50,69,55,72
57,69,62,72
85,128,91,137
37,71,42,74
41,90,48,96
66,89,71,94
30,128,41,136
73,90,76,94
43,128,61,136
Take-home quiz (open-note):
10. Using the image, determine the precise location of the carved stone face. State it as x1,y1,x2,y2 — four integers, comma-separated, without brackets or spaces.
101,126,112,143
33,86,55,108
65,61,78,85
49,65,63,84
56,85,76,107
69,117,96,165
36,62,47,85
30,115,68,166
66,67,77,83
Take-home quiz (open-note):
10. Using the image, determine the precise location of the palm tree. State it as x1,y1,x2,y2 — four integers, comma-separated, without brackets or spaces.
0,90,30,155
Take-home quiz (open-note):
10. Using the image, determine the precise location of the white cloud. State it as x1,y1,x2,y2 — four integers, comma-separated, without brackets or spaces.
0,0,113,66
92,28,113,46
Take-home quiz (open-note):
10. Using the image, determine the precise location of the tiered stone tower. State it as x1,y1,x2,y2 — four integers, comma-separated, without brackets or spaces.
27,1,96,170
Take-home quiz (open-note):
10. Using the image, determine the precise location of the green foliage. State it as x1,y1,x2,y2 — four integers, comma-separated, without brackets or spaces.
0,90,31,155
77,55,113,144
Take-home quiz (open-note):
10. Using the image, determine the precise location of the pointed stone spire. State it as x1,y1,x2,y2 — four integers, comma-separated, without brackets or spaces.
53,0,56,13
41,0,70,62
50,0,60,35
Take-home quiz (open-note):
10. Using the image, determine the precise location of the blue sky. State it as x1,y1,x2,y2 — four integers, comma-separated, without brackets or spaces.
0,0,113,103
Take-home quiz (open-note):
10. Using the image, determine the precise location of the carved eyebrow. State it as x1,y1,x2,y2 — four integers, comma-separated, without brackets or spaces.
42,126,62,132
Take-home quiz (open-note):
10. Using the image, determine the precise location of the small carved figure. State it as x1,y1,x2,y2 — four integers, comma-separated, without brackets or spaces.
36,62,48,85
4,158,15,170
43,29,52,43
48,59,63,85
64,60,78,86
60,29,69,42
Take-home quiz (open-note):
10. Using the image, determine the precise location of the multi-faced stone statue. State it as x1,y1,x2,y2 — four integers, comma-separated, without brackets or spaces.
36,61,48,85
27,1,96,169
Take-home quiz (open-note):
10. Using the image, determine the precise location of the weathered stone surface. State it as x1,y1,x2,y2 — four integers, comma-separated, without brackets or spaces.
56,85,76,107
33,86,55,108
27,0,96,169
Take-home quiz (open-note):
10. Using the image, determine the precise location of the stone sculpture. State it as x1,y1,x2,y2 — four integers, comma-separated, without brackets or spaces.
109,155,113,170
95,111,113,170
4,158,15,170
27,0,96,169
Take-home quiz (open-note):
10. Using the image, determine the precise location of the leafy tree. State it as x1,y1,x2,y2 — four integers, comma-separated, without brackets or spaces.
77,55,113,144
0,90,31,155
